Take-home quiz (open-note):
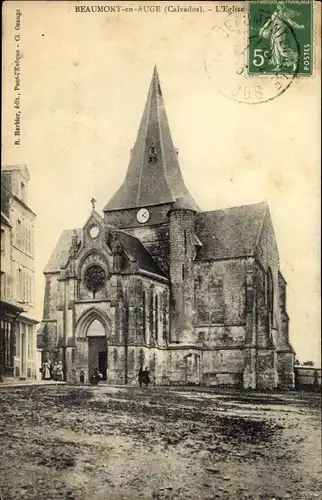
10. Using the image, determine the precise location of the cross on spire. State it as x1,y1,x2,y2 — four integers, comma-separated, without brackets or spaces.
90,197,97,211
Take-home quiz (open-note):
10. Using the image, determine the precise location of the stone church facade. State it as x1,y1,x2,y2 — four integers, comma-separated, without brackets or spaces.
39,67,295,389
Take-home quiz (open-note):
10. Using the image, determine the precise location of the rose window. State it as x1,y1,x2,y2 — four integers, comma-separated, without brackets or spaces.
84,265,106,296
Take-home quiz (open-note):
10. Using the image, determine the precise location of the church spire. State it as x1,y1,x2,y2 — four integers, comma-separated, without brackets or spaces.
104,66,200,212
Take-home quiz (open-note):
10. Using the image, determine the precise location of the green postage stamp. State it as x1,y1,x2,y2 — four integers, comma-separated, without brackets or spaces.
248,1,313,76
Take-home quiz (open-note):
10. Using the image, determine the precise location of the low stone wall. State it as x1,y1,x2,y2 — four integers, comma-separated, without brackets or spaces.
295,367,321,391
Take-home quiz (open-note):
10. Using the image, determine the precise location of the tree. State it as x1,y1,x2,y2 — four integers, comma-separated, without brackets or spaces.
295,359,301,365
302,360,315,367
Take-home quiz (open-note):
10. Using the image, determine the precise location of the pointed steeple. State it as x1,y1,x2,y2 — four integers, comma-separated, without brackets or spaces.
104,66,200,212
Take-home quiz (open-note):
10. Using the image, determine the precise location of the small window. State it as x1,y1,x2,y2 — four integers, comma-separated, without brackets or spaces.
148,142,157,163
267,268,274,322
26,228,31,254
209,278,225,324
155,295,159,342
27,325,33,359
21,182,26,202
1,273,6,298
16,322,20,357
1,229,5,255
142,291,146,342
162,290,168,342
6,273,11,298
19,268,23,301
16,220,22,247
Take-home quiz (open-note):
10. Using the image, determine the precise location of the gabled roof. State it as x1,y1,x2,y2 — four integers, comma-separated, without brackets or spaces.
104,66,200,213
83,209,104,228
44,225,166,280
195,202,268,260
44,229,82,273
114,229,167,279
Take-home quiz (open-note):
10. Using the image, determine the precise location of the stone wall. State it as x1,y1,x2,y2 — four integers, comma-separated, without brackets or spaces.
193,259,246,327
277,351,295,389
295,367,321,391
131,225,170,274
202,348,244,387
256,349,277,389
104,204,172,229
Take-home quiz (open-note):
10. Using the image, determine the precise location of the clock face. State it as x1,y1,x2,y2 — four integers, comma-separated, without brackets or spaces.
89,225,100,238
136,208,150,224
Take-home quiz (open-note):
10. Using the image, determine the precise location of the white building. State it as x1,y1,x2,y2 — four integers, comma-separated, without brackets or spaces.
1,164,39,379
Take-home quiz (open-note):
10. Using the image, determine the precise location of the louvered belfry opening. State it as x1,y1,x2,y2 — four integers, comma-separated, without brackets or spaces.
104,66,200,213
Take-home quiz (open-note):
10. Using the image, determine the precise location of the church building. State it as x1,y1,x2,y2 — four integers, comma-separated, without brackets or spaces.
39,67,295,389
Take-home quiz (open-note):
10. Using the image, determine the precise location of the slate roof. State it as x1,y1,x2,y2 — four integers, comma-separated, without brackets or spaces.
104,66,200,213
44,229,82,273
44,226,166,279
45,202,268,274
195,202,268,260
114,230,167,279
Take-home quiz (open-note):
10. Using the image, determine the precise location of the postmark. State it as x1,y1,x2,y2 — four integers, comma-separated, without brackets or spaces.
204,9,295,105
248,1,313,76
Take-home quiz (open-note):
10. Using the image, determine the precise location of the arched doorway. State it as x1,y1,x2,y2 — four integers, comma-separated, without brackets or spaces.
87,318,108,381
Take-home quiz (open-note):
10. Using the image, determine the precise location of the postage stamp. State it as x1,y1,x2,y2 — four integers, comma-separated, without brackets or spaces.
204,9,295,105
248,0,313,76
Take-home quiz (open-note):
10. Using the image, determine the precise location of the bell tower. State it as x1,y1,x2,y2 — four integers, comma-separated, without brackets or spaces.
103,66,199,222
103,66,199,272
104,67,200,272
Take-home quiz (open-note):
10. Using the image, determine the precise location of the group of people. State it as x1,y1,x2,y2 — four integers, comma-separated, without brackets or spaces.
41,361,150,386
89,366,103,385
138,366,150,388
42,359,64,381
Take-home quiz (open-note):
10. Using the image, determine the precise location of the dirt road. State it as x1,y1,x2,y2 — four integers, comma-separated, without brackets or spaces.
0,385,320,500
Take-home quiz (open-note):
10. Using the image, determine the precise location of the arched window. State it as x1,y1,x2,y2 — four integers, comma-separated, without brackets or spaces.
267,268,274,322
148,142,157,163
139,348,144,367
84,265,106,298
155,295,159,342
162,290,168,342
209,278,225,324
142,290,146,342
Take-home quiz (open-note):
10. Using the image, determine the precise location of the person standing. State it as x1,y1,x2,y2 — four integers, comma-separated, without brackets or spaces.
47,359,53,380
142,366,150,388
44,361,51,380
57,361,63,382
138,366,144,387
52,361,58,381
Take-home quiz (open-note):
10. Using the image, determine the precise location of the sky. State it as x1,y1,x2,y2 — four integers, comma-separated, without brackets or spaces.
2,1,321,365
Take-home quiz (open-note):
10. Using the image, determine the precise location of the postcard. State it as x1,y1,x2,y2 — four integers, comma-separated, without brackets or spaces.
1,2,321,499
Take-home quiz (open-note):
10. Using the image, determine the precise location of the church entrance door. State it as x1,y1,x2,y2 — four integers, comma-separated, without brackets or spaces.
88,337,108,381
86,318,108,381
